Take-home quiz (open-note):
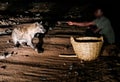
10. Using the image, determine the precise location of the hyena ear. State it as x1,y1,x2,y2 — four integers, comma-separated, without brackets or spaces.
40,21,42,24
35,22,39,26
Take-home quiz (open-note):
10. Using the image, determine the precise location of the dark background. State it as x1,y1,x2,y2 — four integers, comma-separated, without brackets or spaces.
0,0,119,43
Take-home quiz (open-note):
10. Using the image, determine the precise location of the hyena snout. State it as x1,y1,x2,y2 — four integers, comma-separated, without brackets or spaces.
42,28,46,33
39,27,46,34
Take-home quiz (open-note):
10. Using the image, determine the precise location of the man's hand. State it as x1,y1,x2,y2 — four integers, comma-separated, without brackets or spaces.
67,21,74,25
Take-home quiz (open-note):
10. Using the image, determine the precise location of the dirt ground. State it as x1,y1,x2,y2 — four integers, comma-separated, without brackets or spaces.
0,22,120,82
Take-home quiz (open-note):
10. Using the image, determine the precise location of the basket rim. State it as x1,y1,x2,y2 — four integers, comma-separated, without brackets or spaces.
71,36,104,42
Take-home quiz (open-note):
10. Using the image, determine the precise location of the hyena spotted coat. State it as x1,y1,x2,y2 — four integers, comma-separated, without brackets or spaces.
12,22,46,50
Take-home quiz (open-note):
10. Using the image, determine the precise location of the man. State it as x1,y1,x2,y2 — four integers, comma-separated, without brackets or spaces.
67,8,115,44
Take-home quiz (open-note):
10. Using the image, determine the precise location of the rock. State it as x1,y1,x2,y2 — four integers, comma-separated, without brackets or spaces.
1,65,7,69
101,45,119,56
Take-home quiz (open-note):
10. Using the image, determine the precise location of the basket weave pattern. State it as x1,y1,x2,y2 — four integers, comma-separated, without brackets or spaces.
70,36,103,61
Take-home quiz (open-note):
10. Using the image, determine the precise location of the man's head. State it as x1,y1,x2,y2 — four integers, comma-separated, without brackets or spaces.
94,8,103,18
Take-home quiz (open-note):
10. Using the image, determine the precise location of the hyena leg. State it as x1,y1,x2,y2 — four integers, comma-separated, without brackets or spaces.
27,38,34,49
19,41,26,47
27,41,34,49
12,38,20,47
12,32,20,47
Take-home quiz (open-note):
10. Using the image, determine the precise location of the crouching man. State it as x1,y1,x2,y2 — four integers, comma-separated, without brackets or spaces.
67,8,115,45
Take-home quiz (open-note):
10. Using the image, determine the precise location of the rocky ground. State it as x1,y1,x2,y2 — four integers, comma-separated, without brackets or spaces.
0,19,120,82
0,1,120,82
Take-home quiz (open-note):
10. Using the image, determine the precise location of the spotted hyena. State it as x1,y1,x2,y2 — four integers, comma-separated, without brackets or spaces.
12,22,46,50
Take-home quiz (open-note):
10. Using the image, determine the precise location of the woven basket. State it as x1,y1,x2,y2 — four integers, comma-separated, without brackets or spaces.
70,36,103,61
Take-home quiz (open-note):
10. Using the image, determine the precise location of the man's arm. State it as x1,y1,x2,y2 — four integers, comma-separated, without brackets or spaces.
94,28,101,33
67,21,95,27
